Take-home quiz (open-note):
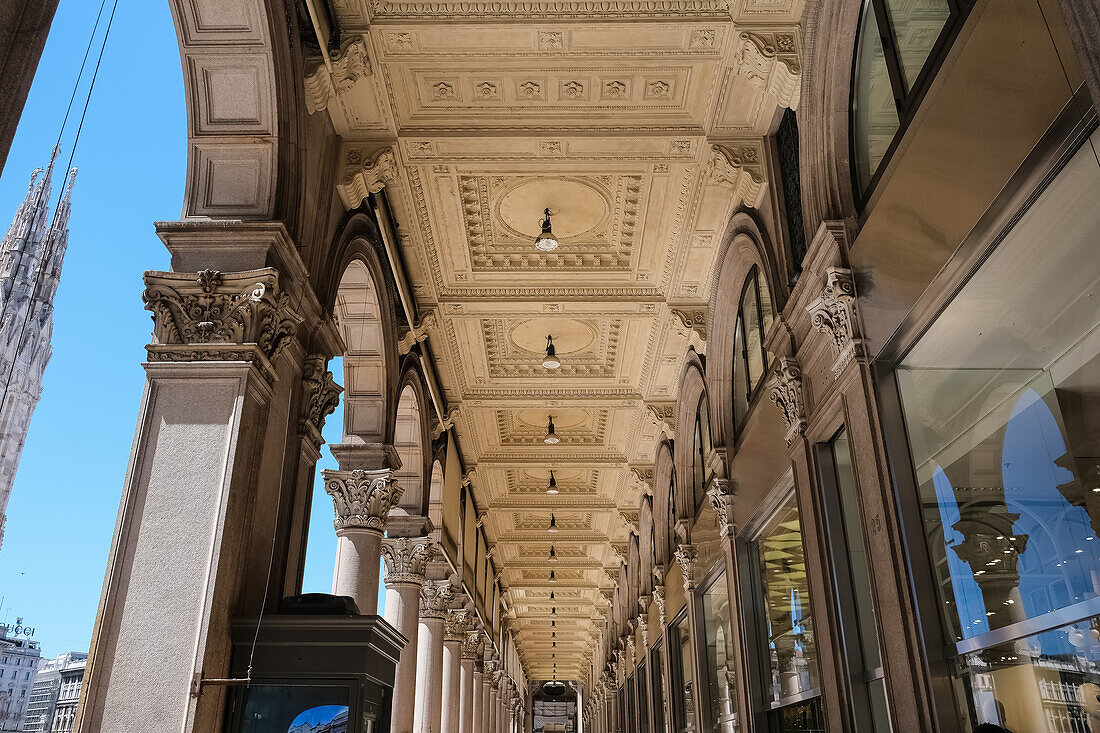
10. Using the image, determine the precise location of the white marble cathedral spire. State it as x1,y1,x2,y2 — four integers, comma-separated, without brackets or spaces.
0,147,76,548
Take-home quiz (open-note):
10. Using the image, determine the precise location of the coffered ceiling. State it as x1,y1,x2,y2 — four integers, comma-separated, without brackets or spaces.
312,0,803,680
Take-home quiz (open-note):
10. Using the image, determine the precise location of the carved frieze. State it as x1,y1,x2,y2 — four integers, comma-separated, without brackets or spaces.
300,354,342,449
766,356,806,446
806,267,863,378
323,468,403,533
382,537,434,585
142,268,301,384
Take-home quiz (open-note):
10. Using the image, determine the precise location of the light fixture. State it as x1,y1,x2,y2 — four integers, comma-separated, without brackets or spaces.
552,631,556,638
548,545,558,563
550,591,556,600
548,513,559,533
551,607,557,615
551,620,556,627
534,208,559,251
549,569,557,583
544,415,559,444
552,641,556,647
542,334,561,370
546,470,559,495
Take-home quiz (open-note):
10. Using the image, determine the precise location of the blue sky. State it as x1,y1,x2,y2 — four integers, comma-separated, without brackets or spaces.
0,0,373,659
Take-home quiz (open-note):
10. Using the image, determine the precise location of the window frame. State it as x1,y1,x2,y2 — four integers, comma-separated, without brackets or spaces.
849,0,976,206
649,640,666,733
666,608,692,733
693,561,738,733
732,265,771,435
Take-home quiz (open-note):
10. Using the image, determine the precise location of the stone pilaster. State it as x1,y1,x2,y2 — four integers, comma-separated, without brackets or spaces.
323,468,402,613
766,356,806,446
806,266,862,378
383,537,434,733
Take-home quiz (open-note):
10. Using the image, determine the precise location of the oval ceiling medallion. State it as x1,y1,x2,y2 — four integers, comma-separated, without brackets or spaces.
496,177,610,241
515,408,586,430
509,317,596,355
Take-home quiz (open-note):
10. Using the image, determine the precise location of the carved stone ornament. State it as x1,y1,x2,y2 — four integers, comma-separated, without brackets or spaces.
142,268,301,384
300,354,343,448
707,484,735,538
433,405,460,438
636,610,649,647
625,635,636,663
444,608,471,642
398,310,437,354
381,536,434,585
674,544,698,592
706,146,765,208
736,31,800,109
806,267,863,378
671,308,708,343
462,629,484,659
766,356,806,446
420,579,456,620
322,468,403,532
652,584,667,625
338,147,399,210
305,35,372,114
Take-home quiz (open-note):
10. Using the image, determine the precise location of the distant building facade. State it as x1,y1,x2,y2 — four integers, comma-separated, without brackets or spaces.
21,652,85,733
0,152,75,548
0,620,40,732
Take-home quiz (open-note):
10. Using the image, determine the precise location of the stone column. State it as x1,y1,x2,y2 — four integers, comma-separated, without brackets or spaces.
674,545,703,733
77,262,315,733
414,580,455,733
480,660,495,733
442,609,469,733
459,630,481,733
487,673,499,733
323,468,402,613
472,661,484,733
383,537,434,733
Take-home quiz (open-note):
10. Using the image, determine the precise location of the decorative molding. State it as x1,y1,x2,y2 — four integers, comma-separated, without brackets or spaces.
766,356,806,446
337,147,399,209
369,0,731,19
806,267,862,378
305,35,372,114
706,145,765,208
420,580,456,619
736,30,801,109
707,485,735,538
674,544,698,591
445,608,472,642
382,536,434,585
398,311,437,355
300,354,342,450
143,268,300,385
322,468,403,532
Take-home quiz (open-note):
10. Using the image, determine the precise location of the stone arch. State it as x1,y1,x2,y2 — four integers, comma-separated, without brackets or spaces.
166,0,303,221
653,438,676,569
638,495,655,597
674,351,710,527
706,212,782,452
392,357,433,521
626,534,640,621
320,214,400,448
797,0,862,237
427,456,445,536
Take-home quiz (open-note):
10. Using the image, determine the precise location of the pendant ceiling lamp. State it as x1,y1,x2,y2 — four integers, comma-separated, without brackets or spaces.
548,545,558,562
550,591,556,600
549,569,557,583
546,470,558,495
544,415,559,444
548,513,559,533
534,208,559,251
543,334,560,369
551,607,557,615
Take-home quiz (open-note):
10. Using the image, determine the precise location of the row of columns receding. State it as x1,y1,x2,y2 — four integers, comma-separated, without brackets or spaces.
324,467,525,733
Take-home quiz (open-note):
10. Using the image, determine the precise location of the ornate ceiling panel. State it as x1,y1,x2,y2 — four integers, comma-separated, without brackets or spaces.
318,2,802,679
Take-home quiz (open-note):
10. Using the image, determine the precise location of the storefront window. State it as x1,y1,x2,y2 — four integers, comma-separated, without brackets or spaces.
668,612,695,733
650,643,666,733
626,674,636,733
755,496,821,711
896,130,1100,725
637,660,649,733
700,572,738,733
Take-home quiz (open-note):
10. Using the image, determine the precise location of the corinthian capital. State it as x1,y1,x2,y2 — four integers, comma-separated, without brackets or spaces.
420,580,456,620
766,356,806,446
674,544,699,592
462,630,484,659
142,268,301,383
652,583,667,626
807,267,862,378
707,486,736,538
381,537,434,586
322,469,402,533
445,608,471,642
300,354,342,449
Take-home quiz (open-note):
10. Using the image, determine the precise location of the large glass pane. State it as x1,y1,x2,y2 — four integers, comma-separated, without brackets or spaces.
732,314,749,426
626,676,636,733
638,661,650,733
954,614,1100,729
757,497,821,705
669,614,695,733
852,0,901,193
883,0,951,91
740,274,766,393
231,684,350,732
650,644,666,733
701,573,738,733
897,131,1100,644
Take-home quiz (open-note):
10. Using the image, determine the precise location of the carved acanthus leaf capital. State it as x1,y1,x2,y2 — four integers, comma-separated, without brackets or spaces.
462,629,484,659
322,468,402,532
766,356,806,446
142,268,301,384
806,267,862,378
652,584,667,625
381,537,434,585
338,147,399,209
707,485,736,538
674,544,699,592
300,354,343,449
445,608,471,642
420,579,456,619
305,35,372,114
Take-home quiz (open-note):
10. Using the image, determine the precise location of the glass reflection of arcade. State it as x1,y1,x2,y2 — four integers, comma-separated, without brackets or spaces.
533,681,577,733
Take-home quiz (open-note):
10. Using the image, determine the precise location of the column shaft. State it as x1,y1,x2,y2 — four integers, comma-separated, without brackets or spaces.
480,673,492,733
442,639,463,733
382,537,432,733
332,528,382,612
472,670,484,733
414,614,446,733
488,689,498,733
459,658,475,733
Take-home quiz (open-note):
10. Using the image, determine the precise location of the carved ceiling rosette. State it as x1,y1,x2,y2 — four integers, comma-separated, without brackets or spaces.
766,356,806,446
322,468,403,533
142,268,301,383
806,267,863,378
300,354,343,450
381,536,434,585
420,579,456,620
674,544,698,592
